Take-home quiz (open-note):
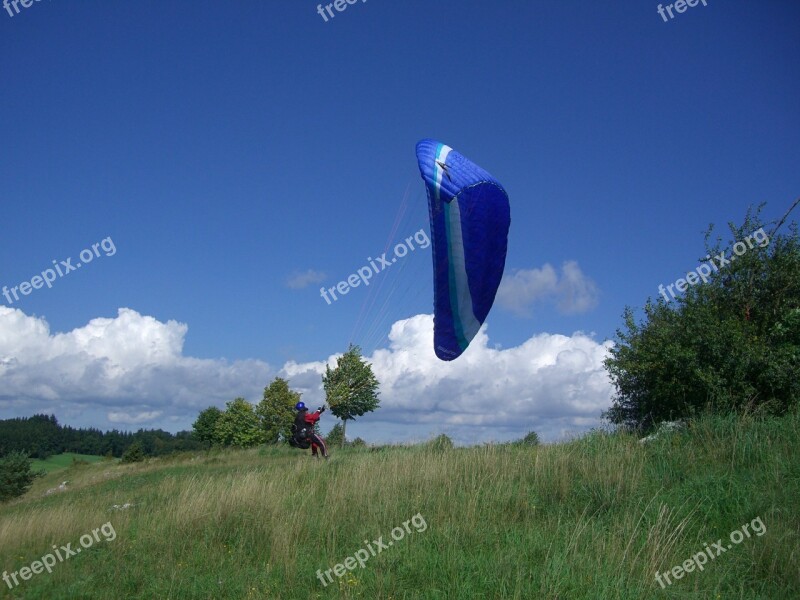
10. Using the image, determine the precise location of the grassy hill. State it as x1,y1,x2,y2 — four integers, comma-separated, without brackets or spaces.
29,453,112,474
1,411,798,599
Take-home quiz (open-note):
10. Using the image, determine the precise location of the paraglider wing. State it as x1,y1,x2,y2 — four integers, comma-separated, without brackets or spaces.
416,139,510,361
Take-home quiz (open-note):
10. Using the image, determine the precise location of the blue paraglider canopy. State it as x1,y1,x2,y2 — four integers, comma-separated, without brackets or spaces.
416,139,511,361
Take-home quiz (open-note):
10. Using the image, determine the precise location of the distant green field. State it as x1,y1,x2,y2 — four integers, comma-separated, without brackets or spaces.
29,453,112,473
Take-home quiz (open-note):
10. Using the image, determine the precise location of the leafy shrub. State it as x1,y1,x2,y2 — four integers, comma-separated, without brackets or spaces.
121,442,145,464
520,431,540,446
213,398,266,448
0,451,41,502
326,423,344,448
192,406,222,444
427,434,454,451
605,206,800,430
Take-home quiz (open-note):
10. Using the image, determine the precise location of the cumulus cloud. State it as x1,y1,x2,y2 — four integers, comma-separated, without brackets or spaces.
0,306,272,428
286,269,327,290
277,315,615,444
108,411,163,425
496,261,599,317
0,307,614,443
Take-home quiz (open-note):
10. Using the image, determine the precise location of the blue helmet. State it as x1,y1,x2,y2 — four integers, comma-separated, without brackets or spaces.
295,401,306,411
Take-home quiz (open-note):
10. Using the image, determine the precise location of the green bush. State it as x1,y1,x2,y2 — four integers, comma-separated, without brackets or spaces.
192,406,222,444
605,206,800,430
0,451,40,502
427,434,454,451
520,431,540,446
121,442,145,464
325,423,344,448
214,398,266,448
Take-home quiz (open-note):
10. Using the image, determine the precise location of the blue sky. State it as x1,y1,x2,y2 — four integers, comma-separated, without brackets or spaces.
1,0,798,443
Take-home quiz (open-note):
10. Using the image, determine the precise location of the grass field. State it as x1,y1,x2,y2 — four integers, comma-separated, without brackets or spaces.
1,411,798,599
29,453,113,474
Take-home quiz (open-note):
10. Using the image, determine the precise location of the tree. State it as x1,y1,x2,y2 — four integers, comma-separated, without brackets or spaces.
121,441,145,463
605,205,800,430
326,422,345,448
322,345,380,448
0,414,61,459
0,416,205,459
427,434,454,451
214,398,266,448
256,377,300,444
520,431,540,446
0,451,41,502
192,407,223,444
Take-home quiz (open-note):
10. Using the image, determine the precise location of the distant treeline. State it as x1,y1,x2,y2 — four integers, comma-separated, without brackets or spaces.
0,414,206,459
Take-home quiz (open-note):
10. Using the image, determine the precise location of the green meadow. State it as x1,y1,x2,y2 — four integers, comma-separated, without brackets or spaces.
1,411,798,599
28,453,111,474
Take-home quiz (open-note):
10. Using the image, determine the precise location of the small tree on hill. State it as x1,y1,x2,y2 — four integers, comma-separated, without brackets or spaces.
326,422,345,448
322,345,380,448
428,434,454,451
214,398,266,448
256,377,301,444
192,407,223,444
0,451,40,502
121,441,145,464
520,431,540,446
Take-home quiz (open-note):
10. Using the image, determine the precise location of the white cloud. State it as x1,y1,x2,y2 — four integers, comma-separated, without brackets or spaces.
496,261,599,317
277,315,615,444
0,306,272,428
286,269,327,290
0,307,614,443
108,410,163,425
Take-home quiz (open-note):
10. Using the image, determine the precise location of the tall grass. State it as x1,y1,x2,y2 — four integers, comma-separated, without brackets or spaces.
1,411,798,599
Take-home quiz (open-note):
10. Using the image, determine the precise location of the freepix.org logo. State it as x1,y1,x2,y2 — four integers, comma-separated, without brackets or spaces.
3,522,117,591
320,229,430,305
316,0,368,23
655,516,766,588
3,0,47,19
2,237,117,305
657,228,769,303
657,0,709,23
316,513,427,587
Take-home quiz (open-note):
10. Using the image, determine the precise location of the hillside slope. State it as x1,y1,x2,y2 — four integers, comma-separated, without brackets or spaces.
1,412,798,599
